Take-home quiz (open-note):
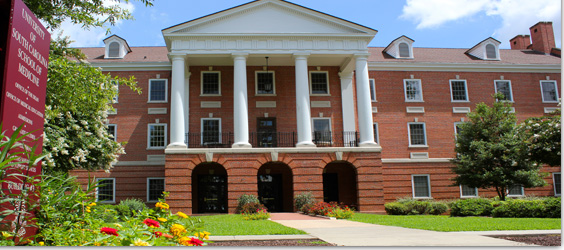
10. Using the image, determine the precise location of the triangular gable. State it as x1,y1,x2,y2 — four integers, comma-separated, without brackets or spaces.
162,0,377,36
465,37,501,60
383,35,415,59
103,34,131,53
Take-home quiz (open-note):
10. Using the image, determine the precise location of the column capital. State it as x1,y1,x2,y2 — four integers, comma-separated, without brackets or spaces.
293,52,311,59
353,53,371,60
169,52,187,60
232,52,249,59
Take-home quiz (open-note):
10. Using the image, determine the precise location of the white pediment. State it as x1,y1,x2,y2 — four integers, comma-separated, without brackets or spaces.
164,0,375,36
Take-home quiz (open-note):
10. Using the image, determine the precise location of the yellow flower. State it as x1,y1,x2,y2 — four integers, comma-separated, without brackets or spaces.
86,209,91,213
130,239,150,246
38,242,44,246
157,217,167,222
2,231,12,238
113,223,123,228
155,202,169,210
178,236,193,246
176,211,188,218
89,202,96,207
195,231,210,240
94,242,101,246
170,224,186,236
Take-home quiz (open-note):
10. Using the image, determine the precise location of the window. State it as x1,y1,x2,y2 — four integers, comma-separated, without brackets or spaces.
108,42,120,58
148,124,167,149
201,72,220,95
256,71,275,95
107,124,117,141
312,118,331,143
507,185,524,196
111,80,119,103
404,79,423,102
310,72,329,95
412,175,431,198
553,173,561,196
147,178,165,202
408,122,427,146
201,118,221,145
373,123,379,144
399,42,410,58
369,79,377,101
149,79,168,102
460,185,478,197
454,122,463,137
96,178,115,203
450,80,468,102
540,81,559,102
485,44,497,59
494,80,513,101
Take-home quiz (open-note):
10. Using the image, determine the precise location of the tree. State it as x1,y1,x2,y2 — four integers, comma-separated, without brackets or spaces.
516,108,561,167
451,94,547,201
20,0,152,173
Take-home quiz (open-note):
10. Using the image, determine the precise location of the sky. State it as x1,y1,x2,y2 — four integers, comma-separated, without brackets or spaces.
56,0,562,50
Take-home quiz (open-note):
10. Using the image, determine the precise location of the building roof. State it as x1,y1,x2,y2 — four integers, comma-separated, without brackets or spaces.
79,47,170,63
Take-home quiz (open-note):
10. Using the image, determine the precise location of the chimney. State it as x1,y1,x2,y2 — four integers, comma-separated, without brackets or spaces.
529,21,556,54
510,35,531,50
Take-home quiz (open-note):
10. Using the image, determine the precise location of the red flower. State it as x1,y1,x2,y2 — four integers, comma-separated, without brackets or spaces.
189,237,204,246
100,227,119,236
154,231,163,238
163,233,174,239
143,218,160,228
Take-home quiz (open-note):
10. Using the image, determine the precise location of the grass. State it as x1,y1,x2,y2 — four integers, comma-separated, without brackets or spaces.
350,213,562,232
195,214,307,236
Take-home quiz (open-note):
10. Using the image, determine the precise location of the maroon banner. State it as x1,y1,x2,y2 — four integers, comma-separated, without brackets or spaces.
1,0,49,243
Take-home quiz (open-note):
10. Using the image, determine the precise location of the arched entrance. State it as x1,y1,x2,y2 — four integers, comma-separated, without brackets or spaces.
192,163,228,214
323,162,358,209
257,163,293,212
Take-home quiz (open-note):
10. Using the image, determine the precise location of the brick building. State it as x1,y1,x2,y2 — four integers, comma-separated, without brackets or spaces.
73,0,561,214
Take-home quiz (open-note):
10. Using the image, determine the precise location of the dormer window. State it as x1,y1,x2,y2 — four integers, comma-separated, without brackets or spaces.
466,37,501,60
384,35,414,59
103,35,131,59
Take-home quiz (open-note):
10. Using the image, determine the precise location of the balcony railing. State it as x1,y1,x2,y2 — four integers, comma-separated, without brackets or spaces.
185,131,359,148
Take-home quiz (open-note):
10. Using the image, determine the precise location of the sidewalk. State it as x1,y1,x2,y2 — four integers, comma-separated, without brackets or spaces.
209,213,559,246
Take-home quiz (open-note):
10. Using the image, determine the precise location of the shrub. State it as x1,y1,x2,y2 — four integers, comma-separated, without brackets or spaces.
542,197,561,218
384,199,447,215
491,198,560,218
242,207,270,220
119,198,147,214
239,202,267,215
308,202,333,216
294,192,316,212
384,202,408,215
235,194,260,214
327,206,355,219
449,198,493,217
428,202,448,215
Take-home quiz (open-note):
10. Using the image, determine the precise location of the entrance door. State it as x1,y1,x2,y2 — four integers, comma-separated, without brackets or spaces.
258,174,283,212
198,175,227,213
257,118,276,148
323,173,339,203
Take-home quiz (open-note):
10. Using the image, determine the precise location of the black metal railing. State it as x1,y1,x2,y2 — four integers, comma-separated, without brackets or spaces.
185,131,359,148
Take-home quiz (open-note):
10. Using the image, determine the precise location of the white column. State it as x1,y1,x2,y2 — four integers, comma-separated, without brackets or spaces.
232,53,251,148
168,53,187,148
184,70,191,148
339,71,356,146
294,53,315,147
355,54,377,147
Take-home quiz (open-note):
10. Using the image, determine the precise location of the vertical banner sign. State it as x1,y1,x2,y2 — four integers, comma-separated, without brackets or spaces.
0,0,50,243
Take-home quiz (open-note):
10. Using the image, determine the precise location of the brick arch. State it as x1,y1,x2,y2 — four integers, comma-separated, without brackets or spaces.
191,162,228,214
257,162,294,212
322,161,358,209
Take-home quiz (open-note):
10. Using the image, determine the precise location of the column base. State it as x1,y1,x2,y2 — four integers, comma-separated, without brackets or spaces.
296,141,316,148
166,143,187,149
232,142,252,148
358,141,379,148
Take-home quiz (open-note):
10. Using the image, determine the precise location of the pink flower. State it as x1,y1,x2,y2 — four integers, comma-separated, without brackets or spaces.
100,227,119,236
143,218,160,228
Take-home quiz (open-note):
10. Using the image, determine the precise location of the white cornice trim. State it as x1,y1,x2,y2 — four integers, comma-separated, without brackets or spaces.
382,158,452,163
369,62,561,73
113,160,165,166
90,62,172,71
165,146,382,155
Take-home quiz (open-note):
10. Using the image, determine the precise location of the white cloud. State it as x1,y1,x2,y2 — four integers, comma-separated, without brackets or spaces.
400,0,561,47
52,0,135,47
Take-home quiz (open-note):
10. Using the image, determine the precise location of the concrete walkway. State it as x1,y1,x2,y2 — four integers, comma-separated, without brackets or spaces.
209,213,559,246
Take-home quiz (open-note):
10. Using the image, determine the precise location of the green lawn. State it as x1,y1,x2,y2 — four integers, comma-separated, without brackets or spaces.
350,213,562,232
195,214,307,236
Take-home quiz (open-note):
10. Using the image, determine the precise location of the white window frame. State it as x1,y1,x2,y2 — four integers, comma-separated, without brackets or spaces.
312,117,332,143
201,71,221,96
255,71,276,96
147,177,165,202
107,124,117,141
540,80,559,103
201,118,222,145
309,71,330,96
449,79,469,102
111,79,119,103
369,79,377,102
494,80,513,102
507,185,524,197
553,172,561,197
404,79,423,102
148,79,168,103
460,185,478,198
147,123,167,150
373,122,379,144
453,122,464,139
485,43,498,60
96,178,116,203
411,174,431,198
407,122,427,147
